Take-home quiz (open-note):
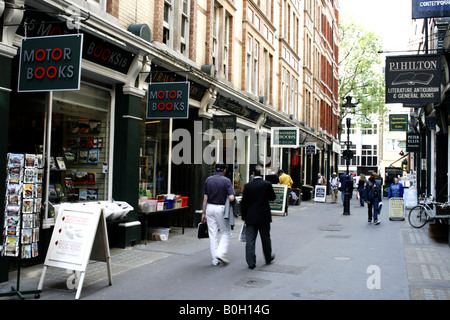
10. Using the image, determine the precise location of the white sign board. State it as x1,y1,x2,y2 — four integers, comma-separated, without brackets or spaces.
38,203,112,299
403,188,418,209
389,198,405,221
314,185,327,202
269,185,288,216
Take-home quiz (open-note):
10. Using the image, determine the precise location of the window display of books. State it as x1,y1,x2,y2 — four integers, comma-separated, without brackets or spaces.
2,153,42,258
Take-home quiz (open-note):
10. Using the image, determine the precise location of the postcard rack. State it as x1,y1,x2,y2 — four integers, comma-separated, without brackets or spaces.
1,153,43,299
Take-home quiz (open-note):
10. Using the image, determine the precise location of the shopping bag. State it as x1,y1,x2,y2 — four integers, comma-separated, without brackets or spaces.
356,191,359,200
197,222,209,239
239,223,246,242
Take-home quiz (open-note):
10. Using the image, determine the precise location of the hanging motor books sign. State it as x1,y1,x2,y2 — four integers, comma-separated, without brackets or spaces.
147,82,190,119
18,34,83,92
385,54,441,104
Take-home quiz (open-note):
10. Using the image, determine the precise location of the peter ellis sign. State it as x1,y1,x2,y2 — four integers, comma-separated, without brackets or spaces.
18,34,83,92
147,82,190,119
385,54,441,104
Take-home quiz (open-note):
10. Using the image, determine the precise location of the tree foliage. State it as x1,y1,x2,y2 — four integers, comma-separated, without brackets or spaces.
339,16,386,129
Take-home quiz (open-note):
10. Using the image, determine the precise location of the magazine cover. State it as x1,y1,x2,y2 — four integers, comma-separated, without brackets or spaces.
87,148,99,164
23,184,34,199
23,168,35,183
7,167,22,184
35,154,44,168
22,199,34,213
24,154,36,168
56,157,66,170
7,153,24,168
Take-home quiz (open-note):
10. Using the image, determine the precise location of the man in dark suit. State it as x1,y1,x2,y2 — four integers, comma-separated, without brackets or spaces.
240,165,276,269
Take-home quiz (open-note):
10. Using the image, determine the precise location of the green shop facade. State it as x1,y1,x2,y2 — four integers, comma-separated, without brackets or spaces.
0,3,330,283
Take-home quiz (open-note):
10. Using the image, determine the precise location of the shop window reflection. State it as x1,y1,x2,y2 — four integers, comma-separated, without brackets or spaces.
141,120,169,198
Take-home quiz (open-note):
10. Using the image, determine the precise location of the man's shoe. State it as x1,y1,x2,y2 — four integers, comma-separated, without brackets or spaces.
248,265,256,270
375,220,380,225
217,256,229,265
266,254,275,264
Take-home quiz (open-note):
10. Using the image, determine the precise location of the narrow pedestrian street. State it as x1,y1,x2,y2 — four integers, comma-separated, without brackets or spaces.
2,197,449,302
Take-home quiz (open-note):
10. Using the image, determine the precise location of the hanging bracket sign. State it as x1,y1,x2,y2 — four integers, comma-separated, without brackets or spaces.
385,54,441,104
18,34,83,92
147,82,190,119
271,127,299,148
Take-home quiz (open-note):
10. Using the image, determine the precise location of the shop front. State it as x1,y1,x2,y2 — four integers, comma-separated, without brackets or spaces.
135,62,295,231
1,5,151,282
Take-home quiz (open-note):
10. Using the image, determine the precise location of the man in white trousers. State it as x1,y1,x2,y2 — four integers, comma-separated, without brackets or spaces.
202,163,235,266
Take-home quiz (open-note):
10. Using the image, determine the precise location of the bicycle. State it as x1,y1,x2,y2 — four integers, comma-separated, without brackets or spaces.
407,194,449,228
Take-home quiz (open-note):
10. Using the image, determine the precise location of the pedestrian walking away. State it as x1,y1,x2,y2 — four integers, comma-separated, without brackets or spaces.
364,172,382,225
278,169,293,214
240,165,276,269
329,172,339,203
357,174,366,207
202,163,235,266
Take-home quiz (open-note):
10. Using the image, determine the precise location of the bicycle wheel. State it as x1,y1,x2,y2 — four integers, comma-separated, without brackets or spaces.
408,205,428,228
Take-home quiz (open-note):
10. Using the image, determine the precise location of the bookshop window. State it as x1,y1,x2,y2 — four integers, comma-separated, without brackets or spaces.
50,83,111,207
140,119,170,198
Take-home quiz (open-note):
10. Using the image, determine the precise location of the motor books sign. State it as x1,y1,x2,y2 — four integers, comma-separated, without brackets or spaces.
18,34,83,92
147,82,190,119
385,54,441,104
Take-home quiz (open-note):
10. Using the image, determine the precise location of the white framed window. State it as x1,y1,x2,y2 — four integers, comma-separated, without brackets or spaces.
247,35,253,91
253,40,259,95
361,145,378,166
163,0,173,46
87,0,107,11
213,6,219,68
361,123,378,135
223,14,230,79
180,0,189,55
263,49,272,105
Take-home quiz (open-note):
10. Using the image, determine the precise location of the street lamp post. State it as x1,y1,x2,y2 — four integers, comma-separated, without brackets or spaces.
343,117,352,215
342,96,356,215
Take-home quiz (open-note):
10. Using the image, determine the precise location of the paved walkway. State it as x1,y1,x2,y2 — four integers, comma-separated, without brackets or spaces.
1,197,449,300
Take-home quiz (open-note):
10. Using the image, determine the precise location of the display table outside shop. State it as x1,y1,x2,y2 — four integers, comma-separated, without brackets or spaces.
139,207,189,244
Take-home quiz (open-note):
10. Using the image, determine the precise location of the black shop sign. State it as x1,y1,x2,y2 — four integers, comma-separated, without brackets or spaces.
18,34,83,92
406,133,420,152
147,82,190,119
385,54,441,104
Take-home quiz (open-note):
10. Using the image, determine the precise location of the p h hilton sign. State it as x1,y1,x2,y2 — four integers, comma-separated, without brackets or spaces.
385,54,441,104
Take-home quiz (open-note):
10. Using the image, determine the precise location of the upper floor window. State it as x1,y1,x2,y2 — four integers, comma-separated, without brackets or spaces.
361,123,377,135
162,0,190,57
180,0,189,55
87,0,107,10
163,0,173,46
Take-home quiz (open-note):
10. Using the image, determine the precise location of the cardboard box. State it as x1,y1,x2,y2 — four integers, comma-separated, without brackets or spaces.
428,223,448,238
